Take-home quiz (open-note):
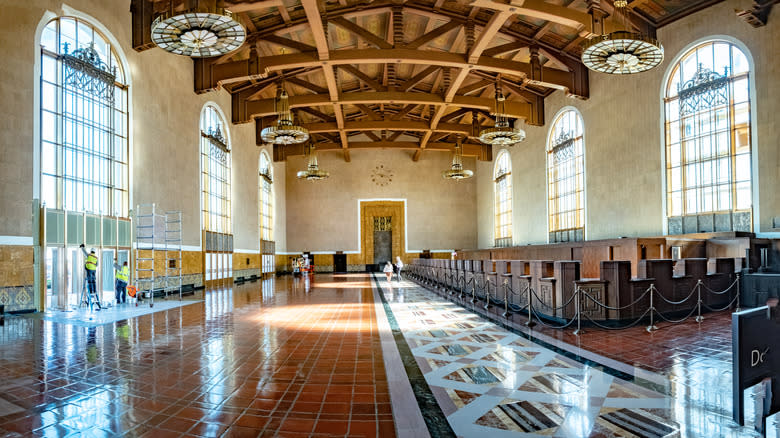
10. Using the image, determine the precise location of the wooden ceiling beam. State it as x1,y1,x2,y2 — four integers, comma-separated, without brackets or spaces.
468,10,513,64
262,34,317,53
355,104,383,121
404,20,461,49
364,131,382,142
482,41,526,57
197,49,577,94
457,78,492,95
285,76,328,94
337,64,388,92
299,120,473,135
225,0,284,13
281,141,485,155
391,104,418,120
330,16,393,49
470,0,592,35
298,106,336,122
398,66,440,92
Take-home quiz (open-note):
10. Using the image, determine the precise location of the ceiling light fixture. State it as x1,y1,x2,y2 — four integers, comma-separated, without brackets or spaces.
581,0,664,74
442,140,474,180
297,144,330,181
261,85,310,145
478,80,526,146
151,4,245,57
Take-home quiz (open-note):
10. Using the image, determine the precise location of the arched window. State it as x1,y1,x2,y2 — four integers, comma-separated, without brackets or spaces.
664,40,752,233
200,105,232,234
547,109,585,242
259,152,273,241
494,150,512,247
39,17,129,216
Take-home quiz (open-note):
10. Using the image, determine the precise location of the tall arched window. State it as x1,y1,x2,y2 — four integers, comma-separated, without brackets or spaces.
547,109,585,243
494,150,512,247
200,105,232,234
39,17,129,216
664,40,752,233
259,152,273,241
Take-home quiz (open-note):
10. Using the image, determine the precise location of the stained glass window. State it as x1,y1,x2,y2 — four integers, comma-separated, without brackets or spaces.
494,150,512,247
664,41,752,221
201,105,232,234
40,17,129,216
547,110,585,242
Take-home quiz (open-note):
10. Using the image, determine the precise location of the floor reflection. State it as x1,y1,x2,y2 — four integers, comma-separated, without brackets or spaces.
0,275,395,436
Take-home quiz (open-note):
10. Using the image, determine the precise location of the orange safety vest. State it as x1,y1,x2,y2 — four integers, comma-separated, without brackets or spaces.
85,254,98,271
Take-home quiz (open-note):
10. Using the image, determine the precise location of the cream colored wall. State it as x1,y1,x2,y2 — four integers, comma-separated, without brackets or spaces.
285,149,478,253
0,0,274,253
476,0,780,248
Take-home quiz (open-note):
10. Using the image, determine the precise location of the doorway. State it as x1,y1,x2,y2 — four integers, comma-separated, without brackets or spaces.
373,216,392,271
333,253,347,273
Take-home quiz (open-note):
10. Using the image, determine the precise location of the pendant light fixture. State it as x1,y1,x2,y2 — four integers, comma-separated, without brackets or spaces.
261,83,310,145
478,79,526,146
296,143,329,181
581,0,664,74
151,0,245,57
442,139,474,180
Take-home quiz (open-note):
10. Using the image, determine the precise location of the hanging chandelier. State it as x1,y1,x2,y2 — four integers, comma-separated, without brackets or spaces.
478,81,526,146
442,140,474,180
261,85,310,145
297,144,330,181
151,2,245,57
581,0,664,74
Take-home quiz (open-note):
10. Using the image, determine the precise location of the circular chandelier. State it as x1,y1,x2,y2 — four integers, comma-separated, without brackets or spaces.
442,141,473,180
478,82,526,146
151,9,245,57
581,1,663,74
261,88,310,145
297,145,330,181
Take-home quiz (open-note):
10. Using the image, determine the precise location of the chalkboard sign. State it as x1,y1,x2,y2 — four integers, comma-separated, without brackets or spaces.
732,305,780,426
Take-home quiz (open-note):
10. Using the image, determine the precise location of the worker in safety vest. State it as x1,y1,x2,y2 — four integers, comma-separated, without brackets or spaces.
79,244,98,302
113,259,129,304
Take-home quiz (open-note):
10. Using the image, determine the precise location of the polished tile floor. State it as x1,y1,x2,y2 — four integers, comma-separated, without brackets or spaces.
0,273,776,437
0,275,394,437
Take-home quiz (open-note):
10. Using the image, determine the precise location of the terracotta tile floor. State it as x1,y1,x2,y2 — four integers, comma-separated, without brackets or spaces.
0,274,395,437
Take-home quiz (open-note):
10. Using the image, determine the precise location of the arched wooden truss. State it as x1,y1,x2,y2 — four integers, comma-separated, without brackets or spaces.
131,0,719,161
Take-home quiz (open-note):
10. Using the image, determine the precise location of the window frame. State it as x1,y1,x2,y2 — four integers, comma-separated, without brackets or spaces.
493,150,512,247
200,104,232,235
38,16,130,217
662,39,754,231
546,108,585,242
259,151,273,242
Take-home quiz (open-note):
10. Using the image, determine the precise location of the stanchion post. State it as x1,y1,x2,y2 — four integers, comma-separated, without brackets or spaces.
502,279,509,317
483,281,489,309
735,272,741,312
695,279,704,323
646,284,658,332
573,284,583,336
526,286,536,327
471,279,477,303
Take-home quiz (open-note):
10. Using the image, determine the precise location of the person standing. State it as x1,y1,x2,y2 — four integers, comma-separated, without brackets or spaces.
79,244,100,309
113,259,129,304
383,261,394,282
395,256,404,282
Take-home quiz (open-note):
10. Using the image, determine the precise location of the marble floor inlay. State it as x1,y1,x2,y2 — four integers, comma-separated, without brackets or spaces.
376,274,773,438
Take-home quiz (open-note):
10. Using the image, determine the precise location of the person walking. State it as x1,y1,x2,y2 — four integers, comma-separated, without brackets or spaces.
79,244,99,309
395,256,404,282
113,259,129,304
383,261,394,282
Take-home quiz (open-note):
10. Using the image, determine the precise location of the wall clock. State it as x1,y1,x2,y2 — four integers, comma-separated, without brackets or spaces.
371,165,393,186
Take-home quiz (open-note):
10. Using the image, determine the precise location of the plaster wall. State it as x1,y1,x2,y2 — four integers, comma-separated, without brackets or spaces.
284,149,478,253
0,0,282,252
476,0,780,248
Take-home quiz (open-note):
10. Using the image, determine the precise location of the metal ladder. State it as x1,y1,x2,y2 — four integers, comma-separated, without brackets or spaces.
79,274,102,311
134,203,159,308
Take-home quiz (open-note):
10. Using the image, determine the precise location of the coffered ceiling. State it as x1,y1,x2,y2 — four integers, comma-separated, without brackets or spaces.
131,0,730,161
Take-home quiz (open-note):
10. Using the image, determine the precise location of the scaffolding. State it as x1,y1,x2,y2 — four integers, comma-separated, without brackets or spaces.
134,203,159,308
165,211,182,300
134,204,183,306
